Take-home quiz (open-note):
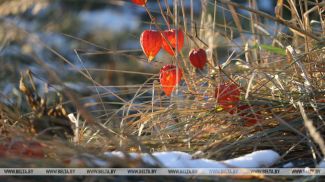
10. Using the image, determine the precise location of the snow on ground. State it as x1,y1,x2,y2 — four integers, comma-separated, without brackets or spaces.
318,159,325,168
104,150,280,168
283,162,294,168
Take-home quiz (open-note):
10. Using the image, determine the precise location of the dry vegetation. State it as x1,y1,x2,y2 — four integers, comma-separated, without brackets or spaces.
0,0,324,181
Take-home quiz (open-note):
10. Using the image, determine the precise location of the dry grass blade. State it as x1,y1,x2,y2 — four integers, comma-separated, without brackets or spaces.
217,0,323,42
298,102,325,156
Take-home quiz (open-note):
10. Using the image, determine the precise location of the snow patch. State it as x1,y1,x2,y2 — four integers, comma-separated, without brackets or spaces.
223,150,280,168
104,151,125,159
318,159,325,168
104,150,280,168
283,162,294,168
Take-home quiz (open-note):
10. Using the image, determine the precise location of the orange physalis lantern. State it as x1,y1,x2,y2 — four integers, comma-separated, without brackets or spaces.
159,64,183,96
140,30,162,62
189,48,207,69
161,29,184,56
215,83,240,113
237,105,260,127
131,0,147,6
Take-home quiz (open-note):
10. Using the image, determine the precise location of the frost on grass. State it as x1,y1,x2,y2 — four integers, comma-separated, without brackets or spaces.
104,150,280,168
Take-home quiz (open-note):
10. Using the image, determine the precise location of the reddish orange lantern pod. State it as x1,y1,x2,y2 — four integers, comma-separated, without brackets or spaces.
215,83,240,113
140,30,162,62
318,99,325,103
237,105,261,127
159,64,183,96
0,140,45,158
189,48,207,69
161,29,184,56
131,0,147,6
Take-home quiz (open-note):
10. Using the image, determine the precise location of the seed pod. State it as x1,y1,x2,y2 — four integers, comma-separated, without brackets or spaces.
159,64,183,96
161,29,184,56
237,105,260,127
131,0,147,6
215,83,240,113
189,48,207,69
140,30,162,62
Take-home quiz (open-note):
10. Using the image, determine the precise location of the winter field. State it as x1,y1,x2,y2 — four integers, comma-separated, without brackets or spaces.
0,0,324,181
